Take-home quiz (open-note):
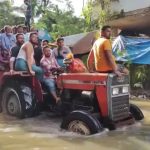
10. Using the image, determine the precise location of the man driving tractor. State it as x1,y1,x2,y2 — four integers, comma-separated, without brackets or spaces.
40,46,61,105
87,25,129,76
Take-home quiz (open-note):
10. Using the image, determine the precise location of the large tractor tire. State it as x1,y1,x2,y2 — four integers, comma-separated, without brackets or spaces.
2,82,38,119
130,103,144,121
61,110,103,135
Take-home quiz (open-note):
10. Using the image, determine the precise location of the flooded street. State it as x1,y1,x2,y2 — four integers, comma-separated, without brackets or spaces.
0,100,150,150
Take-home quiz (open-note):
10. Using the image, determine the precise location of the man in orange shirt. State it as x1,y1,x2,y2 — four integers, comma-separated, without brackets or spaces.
87,25,128,76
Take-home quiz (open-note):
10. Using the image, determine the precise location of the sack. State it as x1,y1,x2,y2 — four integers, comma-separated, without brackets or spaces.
68,58,88,73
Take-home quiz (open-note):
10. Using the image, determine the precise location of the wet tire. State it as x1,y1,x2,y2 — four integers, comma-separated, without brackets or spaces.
2,82,38,119
130,104,144,121
61,110,103,135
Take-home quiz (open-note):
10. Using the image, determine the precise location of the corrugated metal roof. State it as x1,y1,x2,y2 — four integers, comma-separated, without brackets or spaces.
109,7,150,34
72,31,99,54
63,31,99,55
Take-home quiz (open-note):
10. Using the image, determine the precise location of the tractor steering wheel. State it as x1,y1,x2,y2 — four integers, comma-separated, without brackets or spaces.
51,67,64,76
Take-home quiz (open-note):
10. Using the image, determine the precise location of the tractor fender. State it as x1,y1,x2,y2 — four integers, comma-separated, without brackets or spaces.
0,74,44,104
61,110,104,135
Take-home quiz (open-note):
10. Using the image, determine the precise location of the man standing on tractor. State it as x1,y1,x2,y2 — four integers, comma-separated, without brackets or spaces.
10,33,24,74
87,25,128,76
24,0,32,31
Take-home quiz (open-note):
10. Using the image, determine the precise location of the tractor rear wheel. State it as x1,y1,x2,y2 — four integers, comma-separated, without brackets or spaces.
2,82,38,119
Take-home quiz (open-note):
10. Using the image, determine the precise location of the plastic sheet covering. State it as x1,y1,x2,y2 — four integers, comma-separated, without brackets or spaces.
112,36,150,64
68,58,88,73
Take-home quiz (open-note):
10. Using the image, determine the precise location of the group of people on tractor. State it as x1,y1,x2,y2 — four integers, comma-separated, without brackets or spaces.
0,24,129,108
0,25,72,106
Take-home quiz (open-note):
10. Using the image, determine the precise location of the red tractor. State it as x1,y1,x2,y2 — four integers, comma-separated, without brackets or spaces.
0,64,144,135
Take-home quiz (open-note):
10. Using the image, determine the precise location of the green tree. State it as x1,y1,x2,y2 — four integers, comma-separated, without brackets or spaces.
0,1,24,29
35,1,85,39
82,0,112,31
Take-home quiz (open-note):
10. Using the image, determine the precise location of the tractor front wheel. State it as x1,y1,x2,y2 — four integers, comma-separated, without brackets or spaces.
61,110,103,135
130,104,144,121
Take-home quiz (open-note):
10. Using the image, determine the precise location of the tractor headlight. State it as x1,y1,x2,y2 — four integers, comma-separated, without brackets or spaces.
112,87,119,95
122,86,129,94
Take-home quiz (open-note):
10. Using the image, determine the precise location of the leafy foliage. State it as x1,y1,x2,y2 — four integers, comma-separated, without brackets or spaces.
82,0,112,31
130,64,150,89
0,1,24,29
35,0,85,39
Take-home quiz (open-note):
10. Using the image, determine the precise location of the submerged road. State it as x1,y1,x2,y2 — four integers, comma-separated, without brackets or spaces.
0,100,149,150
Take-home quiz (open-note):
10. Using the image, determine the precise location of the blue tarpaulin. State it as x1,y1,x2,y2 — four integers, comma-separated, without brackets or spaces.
112,36,150,64
25,30,52,42
38,30,52,41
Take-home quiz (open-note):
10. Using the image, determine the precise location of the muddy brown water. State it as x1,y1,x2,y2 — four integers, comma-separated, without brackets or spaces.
0,100,150,150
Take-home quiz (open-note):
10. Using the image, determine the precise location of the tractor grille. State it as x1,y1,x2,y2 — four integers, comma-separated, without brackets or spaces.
111,95,129,121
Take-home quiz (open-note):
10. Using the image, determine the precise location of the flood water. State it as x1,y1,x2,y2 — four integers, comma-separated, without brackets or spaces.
0,100,150,150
